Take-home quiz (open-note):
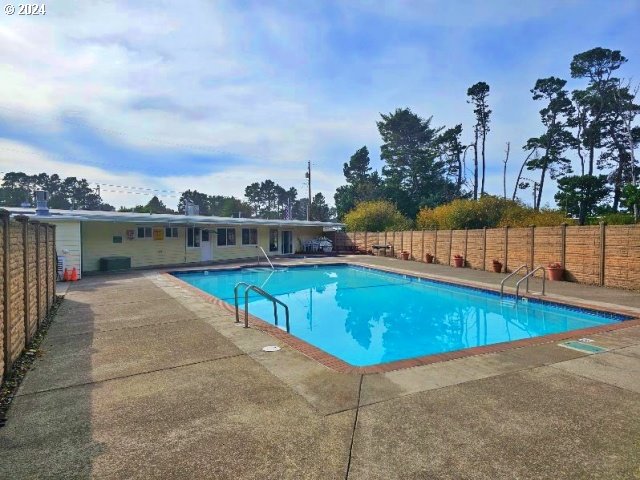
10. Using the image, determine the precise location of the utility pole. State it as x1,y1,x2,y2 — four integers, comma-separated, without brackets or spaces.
305,161,311,221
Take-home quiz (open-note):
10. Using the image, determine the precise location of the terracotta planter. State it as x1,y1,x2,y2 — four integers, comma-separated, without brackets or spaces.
425,253,434,264
547,266,564,281
492,261,503,273
401,251,410,261
453,256,464,268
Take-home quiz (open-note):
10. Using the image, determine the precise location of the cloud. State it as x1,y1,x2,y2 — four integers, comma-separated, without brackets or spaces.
0,0,638,209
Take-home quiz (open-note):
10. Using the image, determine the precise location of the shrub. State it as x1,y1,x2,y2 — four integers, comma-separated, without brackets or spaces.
417,196,526,229
589,213,637,225
417,196,574,229
343,200,412,232
499,209,574,227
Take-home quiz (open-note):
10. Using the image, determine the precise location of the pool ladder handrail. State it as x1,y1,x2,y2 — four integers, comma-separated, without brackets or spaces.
256,245,274,270
515,266,546,301
500,265,529,297
234,282,290,332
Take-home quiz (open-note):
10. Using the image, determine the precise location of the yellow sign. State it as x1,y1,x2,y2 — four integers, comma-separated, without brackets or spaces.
153,228,164,241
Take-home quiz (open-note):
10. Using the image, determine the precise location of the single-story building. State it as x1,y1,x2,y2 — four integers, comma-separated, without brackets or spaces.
6,206,343,279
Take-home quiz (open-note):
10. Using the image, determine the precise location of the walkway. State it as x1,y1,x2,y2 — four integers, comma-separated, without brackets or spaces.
1,257,639,479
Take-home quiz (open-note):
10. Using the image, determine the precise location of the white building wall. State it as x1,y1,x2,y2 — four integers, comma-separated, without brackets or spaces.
51,220,82,279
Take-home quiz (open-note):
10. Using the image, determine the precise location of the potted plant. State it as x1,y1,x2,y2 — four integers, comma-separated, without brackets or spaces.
401,250,410,260
492,259,503,273
425,253,434,264
547,262,564,281
453,254,464,268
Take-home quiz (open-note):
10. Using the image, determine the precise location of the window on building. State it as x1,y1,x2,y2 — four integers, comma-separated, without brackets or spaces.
242,228,258,245
112,235,123,244
201,229,210,242
165,227,179,238
269,229,278,252
137,227,152,239
217,228,236,246
187,227,201,248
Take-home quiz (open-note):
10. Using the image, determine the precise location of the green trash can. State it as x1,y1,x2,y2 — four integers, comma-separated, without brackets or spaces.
99,256,131,272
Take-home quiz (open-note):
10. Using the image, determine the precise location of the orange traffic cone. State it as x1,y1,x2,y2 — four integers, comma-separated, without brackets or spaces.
70,267,78,282
63,268,70,282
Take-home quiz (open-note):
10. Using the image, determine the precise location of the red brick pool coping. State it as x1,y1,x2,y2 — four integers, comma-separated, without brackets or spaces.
163,264,640,375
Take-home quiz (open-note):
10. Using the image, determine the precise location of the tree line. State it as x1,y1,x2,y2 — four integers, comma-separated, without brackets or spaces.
334,47,639,226
0,172,333,221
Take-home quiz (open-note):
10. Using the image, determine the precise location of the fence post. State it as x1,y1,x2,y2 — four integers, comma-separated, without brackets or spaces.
560,223,567,269
392,231,396,257
482,227,487,271
400,231,404,254
410,230,413,259
530,225,535,269
364,231,368,254
421,230,425,263
448,230,453,266
51,225,57,300
464,228,468,265
34,221,41,329
1,210,11,377
434,228,438,264
504,226,509,273
599,221,606,287
16,215,30,345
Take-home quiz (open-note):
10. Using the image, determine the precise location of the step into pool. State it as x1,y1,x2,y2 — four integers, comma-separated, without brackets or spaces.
172,264,630,367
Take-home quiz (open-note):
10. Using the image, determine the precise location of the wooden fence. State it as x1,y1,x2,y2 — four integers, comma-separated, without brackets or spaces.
328,224,640,290
1,210,57,384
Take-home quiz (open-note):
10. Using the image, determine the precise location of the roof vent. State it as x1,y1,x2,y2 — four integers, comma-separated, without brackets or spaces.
35,190,50,216
185,200,199,216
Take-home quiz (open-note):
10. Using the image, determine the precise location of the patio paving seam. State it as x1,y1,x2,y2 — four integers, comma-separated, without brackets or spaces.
46,316,204,338
344,374,363,480
547,362,640,394
15,352,249,398
350,357,602,411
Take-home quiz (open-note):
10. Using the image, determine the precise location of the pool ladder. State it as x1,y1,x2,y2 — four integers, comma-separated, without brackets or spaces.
515,267,546,301
234,282,290,332
256,246,274,270
500,265,546,302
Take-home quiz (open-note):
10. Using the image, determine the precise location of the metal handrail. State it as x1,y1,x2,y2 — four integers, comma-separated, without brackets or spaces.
500,265,529,297
256,246,274,270
233,282,290,331
234,282,251,324
515,266,546,301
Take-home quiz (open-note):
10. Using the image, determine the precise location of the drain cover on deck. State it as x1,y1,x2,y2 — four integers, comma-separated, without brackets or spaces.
262,346,281,352
559,341,607,354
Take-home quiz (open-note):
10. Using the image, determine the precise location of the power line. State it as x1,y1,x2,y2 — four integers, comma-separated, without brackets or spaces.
97,183,183,194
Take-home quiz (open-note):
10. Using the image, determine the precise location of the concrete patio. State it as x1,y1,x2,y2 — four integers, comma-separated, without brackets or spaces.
1,256,640,479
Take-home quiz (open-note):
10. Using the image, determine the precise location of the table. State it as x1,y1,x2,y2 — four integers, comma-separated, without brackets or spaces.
371,244,393,256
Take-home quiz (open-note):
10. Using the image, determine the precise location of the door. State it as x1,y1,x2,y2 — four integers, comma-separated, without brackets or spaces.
201,229,212,261
282,230,293,254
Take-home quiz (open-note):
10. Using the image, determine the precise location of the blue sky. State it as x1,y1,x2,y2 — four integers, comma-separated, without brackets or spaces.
0,0,639,209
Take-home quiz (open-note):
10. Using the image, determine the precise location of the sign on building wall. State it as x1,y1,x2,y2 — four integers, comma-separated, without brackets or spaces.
153,228,165,241
126,229,135,240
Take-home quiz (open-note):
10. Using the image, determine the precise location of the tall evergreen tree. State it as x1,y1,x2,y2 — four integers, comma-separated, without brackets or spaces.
377,108,452,218
524,77,576,210
437,124,465,192
334,146,383,219
467,82,491,199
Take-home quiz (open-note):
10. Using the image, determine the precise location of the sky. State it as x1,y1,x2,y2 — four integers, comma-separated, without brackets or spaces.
1,0,639,210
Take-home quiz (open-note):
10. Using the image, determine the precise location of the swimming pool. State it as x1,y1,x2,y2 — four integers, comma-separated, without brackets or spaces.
173,264,630,367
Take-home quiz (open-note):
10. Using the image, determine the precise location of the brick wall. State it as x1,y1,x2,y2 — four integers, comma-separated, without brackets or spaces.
1,212,57,384
333,223,640,290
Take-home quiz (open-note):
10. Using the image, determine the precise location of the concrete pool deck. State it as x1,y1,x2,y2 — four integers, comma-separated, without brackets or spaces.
1,256,640,479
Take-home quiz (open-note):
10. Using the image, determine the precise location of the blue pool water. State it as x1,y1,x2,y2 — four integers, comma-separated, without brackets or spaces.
173,264,627,367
